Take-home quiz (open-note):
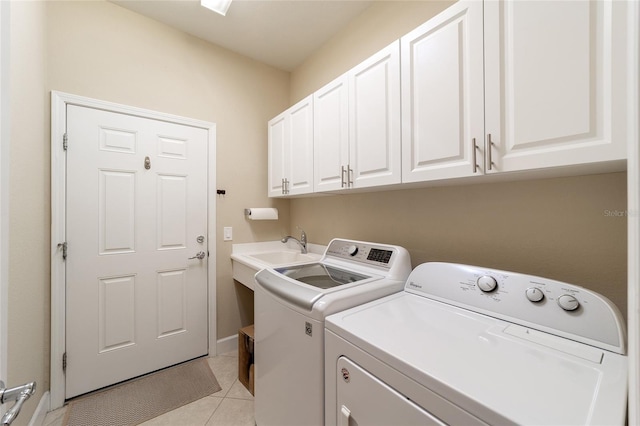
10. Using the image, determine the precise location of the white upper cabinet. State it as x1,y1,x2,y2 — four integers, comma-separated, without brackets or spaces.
349,41,402,189
402,0,632,184
268,113,287,196
314,41,401,192
484,0,630,173
273,0,635,196
314,75,349,192
401,1,485,183
268,95,314,197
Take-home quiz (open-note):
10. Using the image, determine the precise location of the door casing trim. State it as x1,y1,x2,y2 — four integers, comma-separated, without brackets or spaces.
0,1,9,411
50,91,217,409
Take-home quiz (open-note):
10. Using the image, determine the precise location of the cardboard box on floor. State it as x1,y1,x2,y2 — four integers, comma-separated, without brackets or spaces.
238,325,255,395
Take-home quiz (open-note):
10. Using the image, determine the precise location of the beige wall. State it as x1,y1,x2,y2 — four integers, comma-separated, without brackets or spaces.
8,1,49,420
289,0,628,317
290,174,628,317
9,0,291,418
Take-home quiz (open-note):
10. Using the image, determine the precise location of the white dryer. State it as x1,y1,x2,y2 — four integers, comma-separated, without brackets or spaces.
254,238,412,426
325,262,627,425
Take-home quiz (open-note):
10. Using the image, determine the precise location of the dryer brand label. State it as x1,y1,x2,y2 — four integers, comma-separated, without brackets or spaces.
408,281,423,289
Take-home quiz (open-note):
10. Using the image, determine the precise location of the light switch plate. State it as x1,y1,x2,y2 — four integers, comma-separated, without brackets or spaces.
223,227,232,241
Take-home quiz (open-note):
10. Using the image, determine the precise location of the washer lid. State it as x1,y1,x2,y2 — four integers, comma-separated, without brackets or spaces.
326,293,628,426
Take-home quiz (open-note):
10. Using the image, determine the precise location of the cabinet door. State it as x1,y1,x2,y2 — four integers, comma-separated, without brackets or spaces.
287,95,314,195
267,113,287,197
401,1,484,183
349,41,401,188
314,75,349,192
484,0,630,173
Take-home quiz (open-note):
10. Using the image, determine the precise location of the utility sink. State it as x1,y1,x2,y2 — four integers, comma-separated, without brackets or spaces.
231,243,324,291
247,251,318,266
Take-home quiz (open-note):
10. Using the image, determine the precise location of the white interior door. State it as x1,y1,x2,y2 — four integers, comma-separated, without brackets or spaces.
65,105,208,399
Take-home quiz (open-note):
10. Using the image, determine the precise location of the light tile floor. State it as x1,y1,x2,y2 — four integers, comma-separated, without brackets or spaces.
43,351,254,426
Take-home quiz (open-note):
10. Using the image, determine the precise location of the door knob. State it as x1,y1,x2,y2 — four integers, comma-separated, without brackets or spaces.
188,251,206,260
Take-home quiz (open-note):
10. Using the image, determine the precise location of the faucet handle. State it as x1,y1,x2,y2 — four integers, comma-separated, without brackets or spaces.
296,225,307,242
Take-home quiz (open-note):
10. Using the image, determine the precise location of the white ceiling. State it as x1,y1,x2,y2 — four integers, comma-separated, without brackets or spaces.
110,0,374,71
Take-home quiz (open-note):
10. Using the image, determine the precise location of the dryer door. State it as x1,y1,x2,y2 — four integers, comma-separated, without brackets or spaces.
336,356,444,426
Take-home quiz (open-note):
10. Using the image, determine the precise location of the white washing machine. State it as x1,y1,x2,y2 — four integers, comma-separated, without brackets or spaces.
254,238,412,426
325,262,628,425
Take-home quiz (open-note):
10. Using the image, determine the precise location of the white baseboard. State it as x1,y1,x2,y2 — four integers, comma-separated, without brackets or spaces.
216,334,238,355
28,390,50,426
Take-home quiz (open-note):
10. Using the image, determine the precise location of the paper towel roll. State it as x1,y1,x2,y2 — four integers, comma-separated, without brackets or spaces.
245,208,279,220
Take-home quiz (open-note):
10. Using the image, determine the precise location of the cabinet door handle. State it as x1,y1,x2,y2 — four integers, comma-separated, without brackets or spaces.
487,133,493,171
348,166,354,187
341,166,346,188
472,138,479,173
281,178,285,195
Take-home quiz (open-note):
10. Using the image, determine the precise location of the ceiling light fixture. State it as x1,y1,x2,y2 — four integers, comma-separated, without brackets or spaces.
201,0,232,16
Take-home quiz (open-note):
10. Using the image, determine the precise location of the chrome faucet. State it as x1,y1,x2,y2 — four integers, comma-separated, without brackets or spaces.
0,380,36,426
281,226,307,254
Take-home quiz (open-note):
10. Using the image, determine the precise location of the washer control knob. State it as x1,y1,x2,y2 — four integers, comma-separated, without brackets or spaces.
525,287,544,303
477,275,498,292
557,294,580,311
347,245,358,256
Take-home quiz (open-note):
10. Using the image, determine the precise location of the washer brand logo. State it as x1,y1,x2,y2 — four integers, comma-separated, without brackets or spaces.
341,368,350,383
305,321,312,337
408,281,422,289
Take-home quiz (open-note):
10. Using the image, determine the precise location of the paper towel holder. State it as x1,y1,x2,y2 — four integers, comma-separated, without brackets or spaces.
244,208,279,220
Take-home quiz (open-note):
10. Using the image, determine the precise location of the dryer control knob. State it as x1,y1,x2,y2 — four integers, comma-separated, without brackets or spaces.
477,275,498,292
525,287,545,303
557,294,580,311
347,245,358,256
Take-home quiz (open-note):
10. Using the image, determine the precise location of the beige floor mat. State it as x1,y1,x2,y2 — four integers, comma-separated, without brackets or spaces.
64,358,221,426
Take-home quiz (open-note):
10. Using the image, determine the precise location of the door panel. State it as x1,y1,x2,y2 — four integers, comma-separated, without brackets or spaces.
99,275,135,352
65,105,208,398
99,170,135,254
157,174,187,249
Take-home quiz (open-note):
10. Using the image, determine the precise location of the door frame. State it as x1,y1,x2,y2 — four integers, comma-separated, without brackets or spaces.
628,1,640,422
0,0,9,407
50,91,217,409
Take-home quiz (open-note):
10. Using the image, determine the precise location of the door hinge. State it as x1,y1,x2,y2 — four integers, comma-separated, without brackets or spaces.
58,242,67,260
63,133,68,151
62,352,67,373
